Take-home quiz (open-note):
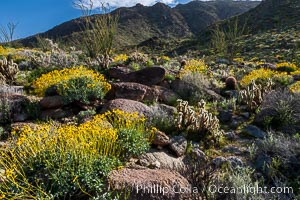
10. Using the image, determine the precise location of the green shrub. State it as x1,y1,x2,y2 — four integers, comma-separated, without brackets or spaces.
26,66,57,85
148,105,177,134
0,95,11,124
56,76,108,104
258,89,300,129
23,98,41,120
209,166,265,200
250,132,300,199
117,128,150,160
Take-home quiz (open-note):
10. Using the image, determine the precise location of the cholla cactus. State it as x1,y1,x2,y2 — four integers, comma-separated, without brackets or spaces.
0,57,19,85
238,78,273,111
176,99,223,144
128,52,149,64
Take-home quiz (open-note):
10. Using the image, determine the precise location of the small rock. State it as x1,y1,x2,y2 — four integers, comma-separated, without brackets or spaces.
218,110,233,123
241,112,250,119
190,148,206,161
211,156,227,167
227,156,243,167
139,151,185,171
152,130,170,147
169,136,187,157
224,131,236,140
222,146,243,155
149,161,161,169
242,125,266,139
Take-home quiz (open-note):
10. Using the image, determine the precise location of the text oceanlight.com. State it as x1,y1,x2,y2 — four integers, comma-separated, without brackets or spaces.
208,184,293,194
135,183,294,195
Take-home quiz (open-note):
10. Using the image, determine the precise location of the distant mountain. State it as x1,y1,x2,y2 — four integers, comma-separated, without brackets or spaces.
17,1,260,48
199,0,300,44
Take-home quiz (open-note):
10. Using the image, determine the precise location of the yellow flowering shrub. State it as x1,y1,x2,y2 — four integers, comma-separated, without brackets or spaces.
289,81,300,93
276,62,298,73
14,116,119,160
32,66,111,97
179,59,207,78
291,70,300,75
113,54,128,62
0,46,14,56
0,110,152,199
276,62,298,69
158,55,171,64
240,68,282,87
233,57,244,63
104,109,146,130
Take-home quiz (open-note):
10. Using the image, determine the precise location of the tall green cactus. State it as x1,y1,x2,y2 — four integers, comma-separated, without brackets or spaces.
0,57,19,85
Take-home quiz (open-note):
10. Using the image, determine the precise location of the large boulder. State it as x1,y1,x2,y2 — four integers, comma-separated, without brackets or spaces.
101,99,152,117
121,66,166,86
109,168,194,200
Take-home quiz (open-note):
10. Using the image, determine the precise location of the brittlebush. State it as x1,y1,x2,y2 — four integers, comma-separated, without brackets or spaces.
240,68,283,87
289,81,300,93
32,66,111,97
179,59,207,78
0,110,152,199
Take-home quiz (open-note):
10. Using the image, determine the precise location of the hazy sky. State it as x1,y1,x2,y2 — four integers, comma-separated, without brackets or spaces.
0,0,258,40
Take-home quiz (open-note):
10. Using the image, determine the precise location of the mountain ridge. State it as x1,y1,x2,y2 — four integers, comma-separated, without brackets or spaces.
17,1,260,48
